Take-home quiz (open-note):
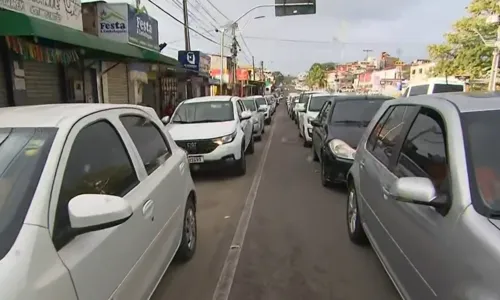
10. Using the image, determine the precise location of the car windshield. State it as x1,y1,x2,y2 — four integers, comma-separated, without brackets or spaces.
462,110,500,214
171,101,234,123
0,128,57,260
330,99,385,125
242,99,257,111
432,84,464,93
299,93,313,103
256,98,266,106
308,95,332,112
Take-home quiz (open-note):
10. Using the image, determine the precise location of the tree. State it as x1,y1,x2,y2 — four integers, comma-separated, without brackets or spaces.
272,71,285,85
428,0,500,79
321,62,337,71
307,63,327,88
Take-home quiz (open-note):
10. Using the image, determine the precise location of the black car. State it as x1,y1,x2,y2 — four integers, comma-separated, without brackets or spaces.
311,95,393,186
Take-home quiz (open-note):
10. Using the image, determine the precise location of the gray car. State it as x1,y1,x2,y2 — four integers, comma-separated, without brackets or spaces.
346,93,500,300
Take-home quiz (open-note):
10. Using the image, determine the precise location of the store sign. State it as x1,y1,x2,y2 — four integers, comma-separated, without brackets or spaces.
236,69,249,81
128,6,159,51
1,0,83,30
178,51,211,77
97,3,159,51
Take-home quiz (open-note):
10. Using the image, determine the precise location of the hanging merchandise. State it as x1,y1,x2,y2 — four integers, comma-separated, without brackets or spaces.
5,37,79,65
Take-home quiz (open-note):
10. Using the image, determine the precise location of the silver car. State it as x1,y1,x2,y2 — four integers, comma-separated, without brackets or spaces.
347,93,500,300
242,96,266,141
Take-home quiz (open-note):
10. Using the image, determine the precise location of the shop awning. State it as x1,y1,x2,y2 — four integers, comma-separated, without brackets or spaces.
0,10,179,66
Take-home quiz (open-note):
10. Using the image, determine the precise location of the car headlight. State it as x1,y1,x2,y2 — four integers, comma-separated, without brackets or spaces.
328,139,356,160
214,131,237,145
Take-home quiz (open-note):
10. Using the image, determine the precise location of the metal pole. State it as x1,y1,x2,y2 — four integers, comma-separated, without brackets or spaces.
491,26,500,91
182,0,191,50
220,29,225,94
252,56,255,81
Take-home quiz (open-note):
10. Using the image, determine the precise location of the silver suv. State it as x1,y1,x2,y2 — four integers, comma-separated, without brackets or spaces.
347,93,500,300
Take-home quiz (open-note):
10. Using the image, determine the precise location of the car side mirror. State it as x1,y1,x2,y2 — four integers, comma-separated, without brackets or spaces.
311,119,321,127
68,194,133,235
388,177,445,208
161,116,170,124
240,111,252,120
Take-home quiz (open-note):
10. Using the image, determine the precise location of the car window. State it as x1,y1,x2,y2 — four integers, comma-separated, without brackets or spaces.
370,106,414,167
462,109,500,213
432,84,463,93
308,95,331,112
242,99,257,111
330,99,387,126
318,102,332,124
171,101,234,123
395,108,448,192
237,100,247,112
409,85,429,96
255,97,266,106
0,128,57,260
120,115,170,175
53,121,139,250
367,107,394,150
236,100,243,115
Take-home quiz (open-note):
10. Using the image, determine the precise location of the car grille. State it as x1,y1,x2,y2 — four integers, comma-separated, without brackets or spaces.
175,139,219,154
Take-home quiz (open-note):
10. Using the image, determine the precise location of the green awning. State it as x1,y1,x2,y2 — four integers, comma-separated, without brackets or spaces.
0,10,179,66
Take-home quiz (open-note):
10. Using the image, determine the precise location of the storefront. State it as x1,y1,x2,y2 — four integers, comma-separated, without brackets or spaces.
103,62,129,104
178,50,211,99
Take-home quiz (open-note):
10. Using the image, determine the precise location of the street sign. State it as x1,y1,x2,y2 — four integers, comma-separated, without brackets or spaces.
275,0,316,17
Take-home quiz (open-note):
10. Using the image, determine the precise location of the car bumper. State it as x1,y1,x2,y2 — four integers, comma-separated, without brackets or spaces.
323,150,354,183
176,138,242,162
189,155,239,171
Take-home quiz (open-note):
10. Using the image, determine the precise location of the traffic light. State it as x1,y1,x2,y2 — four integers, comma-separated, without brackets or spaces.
275,0,316,17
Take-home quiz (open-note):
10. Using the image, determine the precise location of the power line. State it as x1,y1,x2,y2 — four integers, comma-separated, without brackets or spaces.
242,36,437,45
148,0,221,45
168,0,217,38
206,0,230,21
192,0,223,27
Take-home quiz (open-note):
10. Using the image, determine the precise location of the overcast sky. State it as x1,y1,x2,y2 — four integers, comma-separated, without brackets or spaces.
104,0,470,75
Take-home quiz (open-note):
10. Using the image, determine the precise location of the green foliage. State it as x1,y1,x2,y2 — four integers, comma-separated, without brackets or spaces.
272,71,285,85
307,63,328,88
321,62,337,71
428,0,500,78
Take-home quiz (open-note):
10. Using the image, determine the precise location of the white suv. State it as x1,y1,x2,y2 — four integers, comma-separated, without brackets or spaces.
298,93,332,146
164,96,254,175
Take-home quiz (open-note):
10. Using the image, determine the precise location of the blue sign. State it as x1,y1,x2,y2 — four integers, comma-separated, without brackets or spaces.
128,6,159,51
178,51,211,77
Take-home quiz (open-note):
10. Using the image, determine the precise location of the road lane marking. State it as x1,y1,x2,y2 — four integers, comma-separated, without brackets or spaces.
212,118,276,300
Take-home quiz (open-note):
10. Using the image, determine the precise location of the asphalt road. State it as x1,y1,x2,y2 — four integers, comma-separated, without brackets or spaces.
152,105,400,300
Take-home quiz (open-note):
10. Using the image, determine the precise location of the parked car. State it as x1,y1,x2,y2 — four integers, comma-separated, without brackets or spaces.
346,93,500,300
297,93,332,146
255,96,272,125
294,91,324,124
0,104,197,300
311,95,392,186
266,95,277,115
164,96,254,175
290,96,300,119
401,77,465,97
242,96,266,140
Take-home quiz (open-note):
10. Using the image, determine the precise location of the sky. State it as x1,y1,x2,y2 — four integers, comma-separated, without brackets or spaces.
104,0,471,75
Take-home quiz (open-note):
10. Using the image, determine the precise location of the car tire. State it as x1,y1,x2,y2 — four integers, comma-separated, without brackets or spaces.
320,153,330,187
247,135,255,154
235,146,247,176
175,198,197,262
347,184,368,245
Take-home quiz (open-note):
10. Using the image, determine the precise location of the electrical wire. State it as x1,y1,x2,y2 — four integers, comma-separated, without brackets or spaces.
242,36,436,45
192,0,222,28
148,0,221,45
205,0,230,21
168,0,218,39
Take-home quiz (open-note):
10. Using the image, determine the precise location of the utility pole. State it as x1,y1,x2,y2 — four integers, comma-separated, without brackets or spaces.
182,0,190,50
231,25,238,95
490,25,500,91
252,56,255,81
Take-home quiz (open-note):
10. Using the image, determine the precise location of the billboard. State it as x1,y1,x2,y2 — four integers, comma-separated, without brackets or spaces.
275,0,316,17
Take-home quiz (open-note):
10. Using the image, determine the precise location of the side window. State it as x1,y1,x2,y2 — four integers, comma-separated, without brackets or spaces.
236,101,243,115
53,121,139,249
396,108,448,191
237,100,246,112
367,106,394,150
120,115,171,175
409,85,429,96
370,106,413,167
318,102,331,123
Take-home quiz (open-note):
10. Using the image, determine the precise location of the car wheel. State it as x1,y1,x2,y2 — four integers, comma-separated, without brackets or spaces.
247,135,255,154
235,146,247,176
320,153,330,187
175,198,197,261
347,184,368,245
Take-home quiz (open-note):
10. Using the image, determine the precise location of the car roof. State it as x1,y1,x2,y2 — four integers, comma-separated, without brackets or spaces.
310,93,332,98
183,96,235,104
244,95,264,100
332,95,394,102
0,104,154,128
389,92,500,113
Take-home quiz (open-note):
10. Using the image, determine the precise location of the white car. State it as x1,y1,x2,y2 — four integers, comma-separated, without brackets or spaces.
164,96,254,175
255,96,272,125
242,96,266,141
0,104,197,300
298,93,332,146
265,95,276,115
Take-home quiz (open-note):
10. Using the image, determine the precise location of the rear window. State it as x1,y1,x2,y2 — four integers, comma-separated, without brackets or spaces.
330,99,387,125
432,84,464,93
409,85,429,96
462,110,500,216
255,98,266,106
0,128,57,260
308,95,332,112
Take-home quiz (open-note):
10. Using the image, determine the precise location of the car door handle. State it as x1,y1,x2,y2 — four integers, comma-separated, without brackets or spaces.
142,199,155,221
359,160,365,169
382,186,393,200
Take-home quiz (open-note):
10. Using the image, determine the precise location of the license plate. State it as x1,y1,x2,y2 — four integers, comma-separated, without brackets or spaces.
188,156,204,163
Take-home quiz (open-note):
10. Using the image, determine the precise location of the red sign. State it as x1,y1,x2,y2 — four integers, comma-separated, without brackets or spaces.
236,69,249,81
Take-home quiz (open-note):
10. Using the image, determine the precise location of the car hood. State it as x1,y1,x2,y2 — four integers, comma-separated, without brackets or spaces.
167,121,237,140
327,125,367,149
